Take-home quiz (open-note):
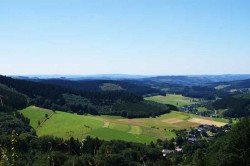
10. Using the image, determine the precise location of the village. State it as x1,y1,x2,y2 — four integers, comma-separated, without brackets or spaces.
162,123,231,156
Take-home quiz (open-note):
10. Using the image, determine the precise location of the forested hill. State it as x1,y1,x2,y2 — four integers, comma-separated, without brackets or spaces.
143,75,250,86
0,75,171,118
0,83,28,112
213,93,250,118
211,78,250,89
229,79,250,88
34,79,162,96
205,117,250,165
143,76,213,86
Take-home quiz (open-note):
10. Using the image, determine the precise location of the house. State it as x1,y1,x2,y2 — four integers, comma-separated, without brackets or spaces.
187,137,197,143
196,127,203,132
202,124,212,130
162,149,175,156
210,114,218,118
175,147,183,153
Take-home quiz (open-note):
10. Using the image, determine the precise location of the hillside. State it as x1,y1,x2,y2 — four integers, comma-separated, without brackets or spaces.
20,106,227,144
213,93,250,118
161,85,229,100
0,75,170,118
144,75,250,86
36,79,162,95
228,79,250,88
0,83,28,112
1,103,248,166
212,78,250,91
205,117,250,165
143,76,213,86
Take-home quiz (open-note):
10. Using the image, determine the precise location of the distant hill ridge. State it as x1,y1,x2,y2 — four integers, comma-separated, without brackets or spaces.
12,74,250,86
35,79,162,96
212,78,250,89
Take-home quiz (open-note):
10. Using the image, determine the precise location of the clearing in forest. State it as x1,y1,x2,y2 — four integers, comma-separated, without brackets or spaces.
145,94,199,107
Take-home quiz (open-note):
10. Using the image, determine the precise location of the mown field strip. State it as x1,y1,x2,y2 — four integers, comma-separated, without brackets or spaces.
128,126,142,135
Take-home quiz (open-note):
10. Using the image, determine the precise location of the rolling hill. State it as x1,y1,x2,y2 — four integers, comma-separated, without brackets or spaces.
212,79,250,90
0,75,170,118
36,79,162,95
213,93,250,118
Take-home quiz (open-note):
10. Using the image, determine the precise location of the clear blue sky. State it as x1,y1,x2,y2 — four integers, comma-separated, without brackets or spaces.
0,0,249,75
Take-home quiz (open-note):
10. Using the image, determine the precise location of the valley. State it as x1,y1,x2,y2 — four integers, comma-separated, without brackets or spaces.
0,74,249,165
20,106,227,144
1,1,249,164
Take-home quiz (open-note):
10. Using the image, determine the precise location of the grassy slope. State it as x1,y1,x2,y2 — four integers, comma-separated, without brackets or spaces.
145,94,198,107
20,106,54,128
146,95,228,124
20,106,227,144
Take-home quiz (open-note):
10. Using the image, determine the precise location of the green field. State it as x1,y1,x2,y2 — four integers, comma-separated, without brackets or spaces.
197,107,209,112
20,106,227,144
145,94,199,107
20,106,54,128
214,85,230,90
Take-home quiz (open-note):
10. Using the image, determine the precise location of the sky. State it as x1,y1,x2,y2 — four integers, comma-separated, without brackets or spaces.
0,0,249,75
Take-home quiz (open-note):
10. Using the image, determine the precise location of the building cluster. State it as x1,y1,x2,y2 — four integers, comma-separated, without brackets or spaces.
162,124,231,156
184,124,231,143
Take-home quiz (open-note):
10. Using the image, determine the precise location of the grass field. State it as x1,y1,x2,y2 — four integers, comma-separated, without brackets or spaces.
20,106,228,144
145,94,199,107
197,107,209,112
214,85,230,90
20,106,54,128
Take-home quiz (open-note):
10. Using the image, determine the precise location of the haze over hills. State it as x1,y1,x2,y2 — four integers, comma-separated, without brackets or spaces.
11,74,250,86
11,74,152,80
